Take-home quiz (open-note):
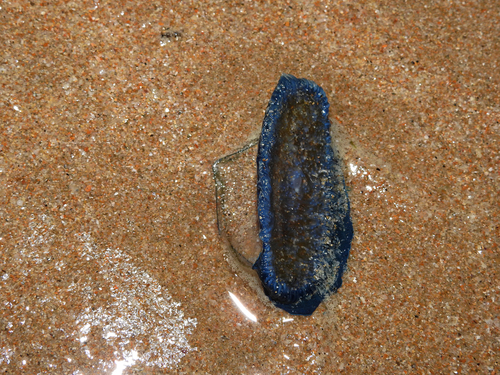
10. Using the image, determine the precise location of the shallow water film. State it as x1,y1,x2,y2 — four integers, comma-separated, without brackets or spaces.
1,0,498,373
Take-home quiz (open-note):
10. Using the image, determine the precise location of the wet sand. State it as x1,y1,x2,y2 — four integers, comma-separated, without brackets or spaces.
0,0,498,373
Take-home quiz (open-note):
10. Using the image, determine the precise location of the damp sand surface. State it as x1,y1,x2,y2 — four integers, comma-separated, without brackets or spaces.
0,1,498,373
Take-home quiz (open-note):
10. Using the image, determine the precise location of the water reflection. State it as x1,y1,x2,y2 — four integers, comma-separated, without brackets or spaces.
111,350,138,375
74,233,197,370
0,214,197,373
228,292,258,322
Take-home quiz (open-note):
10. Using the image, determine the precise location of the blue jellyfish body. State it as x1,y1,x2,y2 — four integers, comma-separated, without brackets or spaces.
254,74,353,315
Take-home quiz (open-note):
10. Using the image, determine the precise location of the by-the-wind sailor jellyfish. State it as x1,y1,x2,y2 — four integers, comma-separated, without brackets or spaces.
254,74,353,315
